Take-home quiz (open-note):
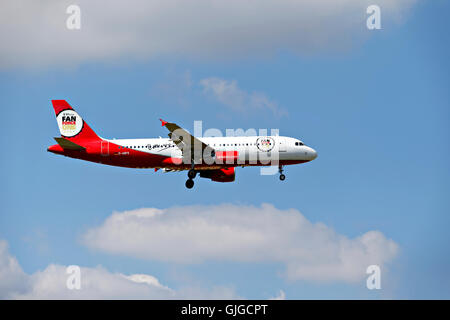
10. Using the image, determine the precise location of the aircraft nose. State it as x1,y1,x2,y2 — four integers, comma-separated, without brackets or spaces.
307,147,317,160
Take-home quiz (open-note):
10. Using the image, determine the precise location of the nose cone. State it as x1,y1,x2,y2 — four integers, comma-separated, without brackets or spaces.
310,148,318,160
305,147,317,161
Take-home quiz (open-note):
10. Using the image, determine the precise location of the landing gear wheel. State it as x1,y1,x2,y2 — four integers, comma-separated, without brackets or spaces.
188,169,197,179
278,165,285,181
185,179,194,189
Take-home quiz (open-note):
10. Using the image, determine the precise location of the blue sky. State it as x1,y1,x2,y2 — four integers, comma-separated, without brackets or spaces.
0,0,449,299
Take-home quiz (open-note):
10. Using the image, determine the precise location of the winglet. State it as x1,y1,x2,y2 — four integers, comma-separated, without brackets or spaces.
160,119,168,127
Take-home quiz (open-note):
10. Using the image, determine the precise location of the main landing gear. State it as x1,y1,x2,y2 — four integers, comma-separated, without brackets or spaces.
185,178,194,189
186,169,197,189
279,165,286,181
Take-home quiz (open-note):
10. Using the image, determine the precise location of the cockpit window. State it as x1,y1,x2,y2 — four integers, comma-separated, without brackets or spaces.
295,141,304,146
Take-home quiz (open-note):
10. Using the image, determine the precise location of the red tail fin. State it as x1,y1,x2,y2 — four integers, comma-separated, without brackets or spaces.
52,100,100,143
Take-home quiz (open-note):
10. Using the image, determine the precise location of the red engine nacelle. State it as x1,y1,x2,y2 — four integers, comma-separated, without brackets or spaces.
199,167,235,183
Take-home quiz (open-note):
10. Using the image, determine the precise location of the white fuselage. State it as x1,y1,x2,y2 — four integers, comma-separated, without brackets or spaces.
107,135,317,163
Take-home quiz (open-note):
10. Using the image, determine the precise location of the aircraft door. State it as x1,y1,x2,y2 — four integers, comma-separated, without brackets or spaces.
101,140,109,156
279,137,286,152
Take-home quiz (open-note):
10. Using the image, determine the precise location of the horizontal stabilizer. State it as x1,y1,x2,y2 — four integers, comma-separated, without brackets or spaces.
54,137,86,151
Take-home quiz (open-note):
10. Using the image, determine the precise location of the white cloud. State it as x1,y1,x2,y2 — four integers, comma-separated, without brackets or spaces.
0,0,417,69
0,240,240,299
16,265,174,300
82,204,399,283
269,290,286,300
0,240,30,298
200,77,286,117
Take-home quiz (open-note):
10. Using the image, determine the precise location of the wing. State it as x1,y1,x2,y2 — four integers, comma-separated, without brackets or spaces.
160,119,215,164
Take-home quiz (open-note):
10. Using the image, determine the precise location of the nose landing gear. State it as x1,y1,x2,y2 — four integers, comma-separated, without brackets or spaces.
279,165,286,181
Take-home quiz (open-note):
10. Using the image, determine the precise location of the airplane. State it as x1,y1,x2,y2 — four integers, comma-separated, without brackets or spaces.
47,100,317,189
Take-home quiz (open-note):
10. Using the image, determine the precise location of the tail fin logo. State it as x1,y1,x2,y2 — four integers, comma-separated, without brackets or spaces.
57,109,84,137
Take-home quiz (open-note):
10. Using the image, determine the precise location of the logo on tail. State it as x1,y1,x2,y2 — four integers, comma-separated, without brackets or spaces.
56,109,84,137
